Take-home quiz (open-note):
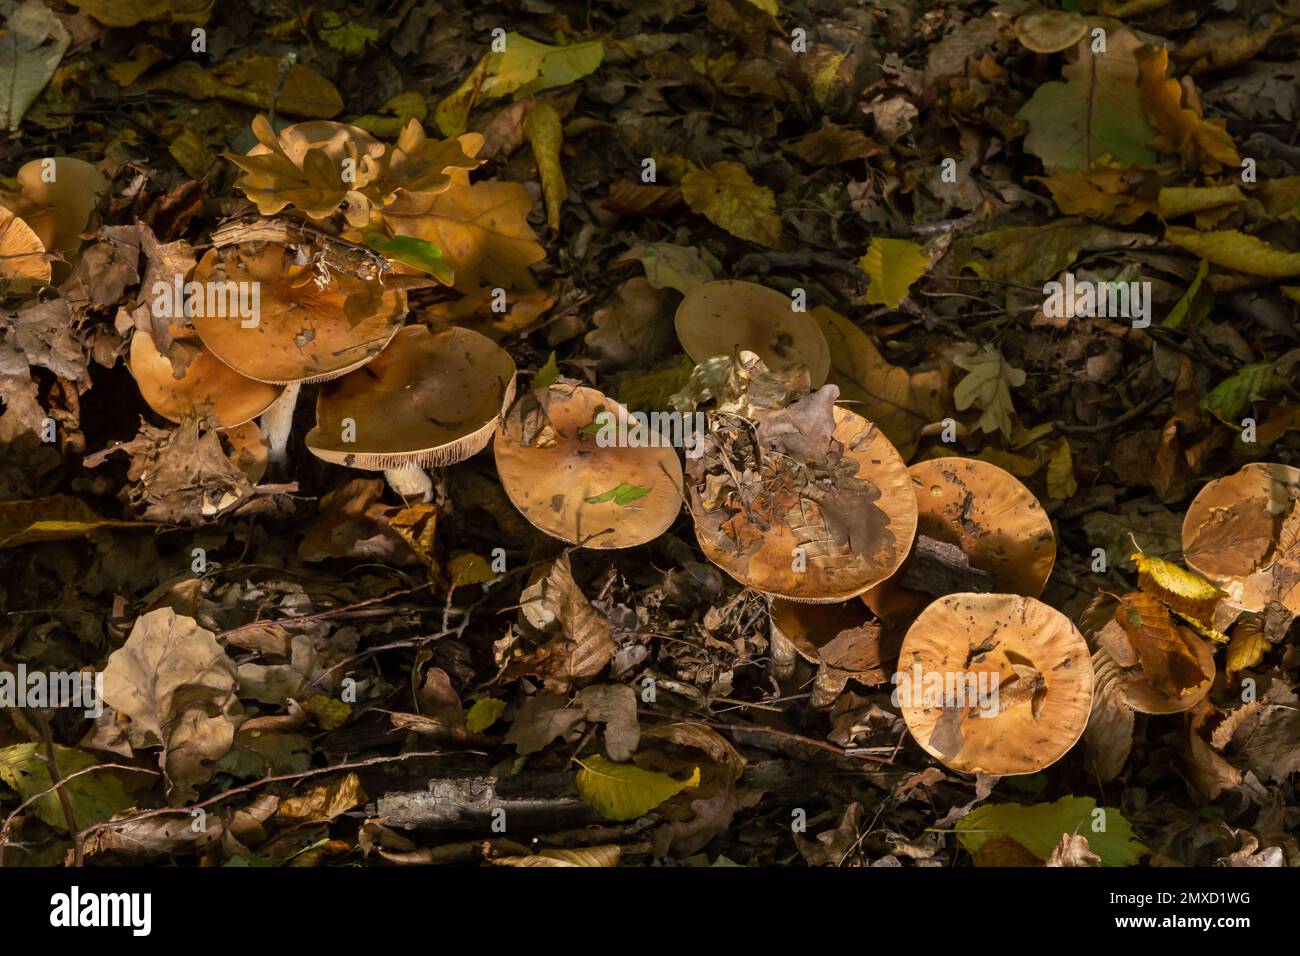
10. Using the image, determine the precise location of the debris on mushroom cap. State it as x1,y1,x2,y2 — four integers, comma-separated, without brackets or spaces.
493,383,685,550
864,456,1056,619
129,325,285,428
688,384,917,602
0,206,51,286
188,240,406,384
1181,462,1300,614
674,280,831,388
1014,10,1088,53
897,593,1093,775
0,157,108,260
770,598,891,707
307,324,516,470
1093,612,1213,715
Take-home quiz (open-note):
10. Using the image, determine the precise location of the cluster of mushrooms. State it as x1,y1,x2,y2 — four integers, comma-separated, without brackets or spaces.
101,116,1297,780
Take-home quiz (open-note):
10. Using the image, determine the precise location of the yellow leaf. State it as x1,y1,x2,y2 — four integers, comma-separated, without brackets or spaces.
149,58,342,119
1165,227,1300,277
493,846,621,867
574,755,700,821
745,0,780,13
680,161,782,248
1137,46,1239,173
465,698,506,733
482,35,604,101
1046,438,1077,499
277,772,367,823
448,552,496,586
1156,185,1244,219
1131,552,1224,625
1033,168,1154,224
434,56,490,137
389,502,438,577
860,237,929,308
168,128,213,180
105,42,165,86
224,115,356,219
69,0,211,27
382,177,546,293
811,305,944,456
1225,616,1267,675
0,495,150,550
525,101,566,233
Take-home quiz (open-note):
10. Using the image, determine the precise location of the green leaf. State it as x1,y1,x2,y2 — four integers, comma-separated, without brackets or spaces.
362,233,453,285
1202,362,1283,422
465,698,507,733
956,796,1147,867
1162,257,1208,329
533,351,560,391
860,237,929,308
448,552,496,587
574,755,700,821
617,357,696,412
585,483,651,506
0,743,134,832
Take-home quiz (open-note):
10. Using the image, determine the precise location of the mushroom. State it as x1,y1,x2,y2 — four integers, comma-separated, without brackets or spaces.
896,593,1093,775
1181,462,1300,615
864,456,1056,622
129,325,285,428
188,240,406,467
306,325,516,501
674,280,831,388
0,157,108,266
1093,612,1214,715
690,400,917,602
221,421,270,484
769,598,892,708
0,206,51,287
1014,10,1088,53
493,383,684,549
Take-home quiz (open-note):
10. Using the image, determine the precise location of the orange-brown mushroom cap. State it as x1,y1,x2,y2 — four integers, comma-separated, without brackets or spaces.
494,384,685,550
1182,462,1300,606
694,406,916,602
675,280,830,388
897,593,1093,775
189,241,405,385
129,325,285,428
307,325,516,469
1014,10,1088,53
864,456,1056,617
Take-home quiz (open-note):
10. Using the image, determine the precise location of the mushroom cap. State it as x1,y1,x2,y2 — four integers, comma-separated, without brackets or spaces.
897,593,1093,776
0,206,51,285
129,325,285,428
770,598,889,678
675,280,830,388
0,157,107,258
307,325,516,469
1014,10,1088,53
1094,616,1214,715
189,241,406,385
865,456,1056,615
1182,462,1300,589
493,384,684,549
221,421,270,484
694,406,917,602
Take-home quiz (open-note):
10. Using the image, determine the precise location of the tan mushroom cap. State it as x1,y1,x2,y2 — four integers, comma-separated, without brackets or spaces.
696,406,917,602
0,157,108,258
897,593,1093,776
865,456,1056,616
129,325,285,428
307,325,516,469
1182,462,1300,590
1014,10,1088,53
675,280,830,388
769,598,892,708
189,241,406,384
221,421,270,484
0,207,51,285
1094,617,1214,715
494,384,684,549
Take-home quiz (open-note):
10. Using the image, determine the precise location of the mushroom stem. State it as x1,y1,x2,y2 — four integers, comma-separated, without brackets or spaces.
260,380,301,469
384,463,433,502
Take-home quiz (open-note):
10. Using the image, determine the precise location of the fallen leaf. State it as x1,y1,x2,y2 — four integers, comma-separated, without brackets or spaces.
680,160,782,248
953,343,1025,439
0,0,71,131
956,796,1145,866
574,755,699,821
860,237,929,308
525,101,566,233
